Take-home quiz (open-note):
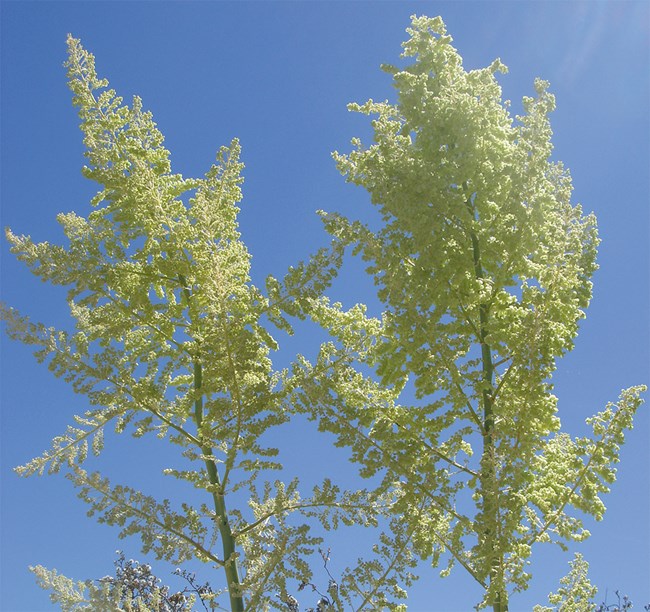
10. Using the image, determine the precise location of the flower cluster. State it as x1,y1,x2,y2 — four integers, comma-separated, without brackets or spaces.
98,551,215,611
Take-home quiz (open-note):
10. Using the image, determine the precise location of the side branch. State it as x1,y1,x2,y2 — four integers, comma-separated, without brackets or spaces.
71,468,224,567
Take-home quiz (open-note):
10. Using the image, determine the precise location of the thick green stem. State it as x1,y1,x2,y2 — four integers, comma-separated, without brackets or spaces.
194,359,245,612
181,275,244,611
465,197,508,612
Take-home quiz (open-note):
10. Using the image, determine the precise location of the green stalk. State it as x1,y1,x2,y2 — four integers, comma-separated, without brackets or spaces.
182,275,244,611
193,359,244,611
465,197,508,612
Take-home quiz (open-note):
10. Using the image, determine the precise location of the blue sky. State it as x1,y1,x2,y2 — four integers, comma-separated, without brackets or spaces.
1,2,648,610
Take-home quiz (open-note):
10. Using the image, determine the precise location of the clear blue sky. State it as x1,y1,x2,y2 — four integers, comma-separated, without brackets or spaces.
1,2,648,611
